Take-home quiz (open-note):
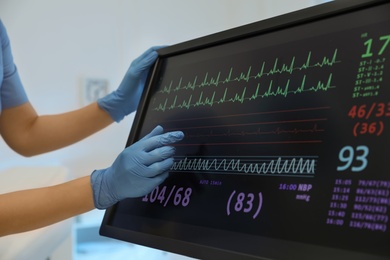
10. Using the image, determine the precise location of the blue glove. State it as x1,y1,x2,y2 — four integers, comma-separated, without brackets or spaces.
97,46,165,122
90,125,184,209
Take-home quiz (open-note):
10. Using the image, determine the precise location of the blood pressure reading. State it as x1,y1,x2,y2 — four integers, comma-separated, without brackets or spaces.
111,5,390,258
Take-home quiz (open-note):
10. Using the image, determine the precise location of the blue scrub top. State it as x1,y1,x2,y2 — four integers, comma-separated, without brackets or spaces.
0,19,28,112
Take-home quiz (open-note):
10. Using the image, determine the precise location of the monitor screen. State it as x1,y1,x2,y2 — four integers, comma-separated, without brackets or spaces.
100,1,390,259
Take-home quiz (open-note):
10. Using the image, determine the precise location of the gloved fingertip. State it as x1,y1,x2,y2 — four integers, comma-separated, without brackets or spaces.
151,45,168,51
160,146,176,159
141,125,164,142
154,125,164,132
159,131,184,145
150,125,164,135
169,131,185,141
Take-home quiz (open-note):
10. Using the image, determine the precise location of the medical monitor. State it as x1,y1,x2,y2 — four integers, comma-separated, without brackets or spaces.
100,0,390,259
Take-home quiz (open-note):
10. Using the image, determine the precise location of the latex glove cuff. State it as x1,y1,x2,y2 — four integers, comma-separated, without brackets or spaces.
97,91,126,123
90,169,117,209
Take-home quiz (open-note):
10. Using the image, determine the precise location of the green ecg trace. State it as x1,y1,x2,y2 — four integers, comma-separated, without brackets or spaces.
158,49,340,95
153,73,335,112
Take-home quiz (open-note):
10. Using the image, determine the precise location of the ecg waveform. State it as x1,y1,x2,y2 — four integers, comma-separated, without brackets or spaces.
158,49,340,94
171,156,317,176
153,73,335,112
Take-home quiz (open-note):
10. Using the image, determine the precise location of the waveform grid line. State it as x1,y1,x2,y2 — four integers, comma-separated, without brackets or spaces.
162,106,331,123
172,140,322,147
153,73,335,112
175,118,326,131
185,123,324,138
158,49,340,95
170,156,317,176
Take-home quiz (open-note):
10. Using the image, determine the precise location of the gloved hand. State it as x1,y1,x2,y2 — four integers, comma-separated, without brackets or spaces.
90,125,184,209
97,46,165,122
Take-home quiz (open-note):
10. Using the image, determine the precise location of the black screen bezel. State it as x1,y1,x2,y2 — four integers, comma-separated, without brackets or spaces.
100,1,389,259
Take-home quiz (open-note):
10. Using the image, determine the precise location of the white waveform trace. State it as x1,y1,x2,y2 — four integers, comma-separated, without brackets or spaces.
171,156,316,176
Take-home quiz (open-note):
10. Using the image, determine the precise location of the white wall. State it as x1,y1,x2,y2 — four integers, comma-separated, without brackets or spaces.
0,0,130,175
0,0,330,178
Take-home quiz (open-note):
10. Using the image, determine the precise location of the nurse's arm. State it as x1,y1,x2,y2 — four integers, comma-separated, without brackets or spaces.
0,101,113,156
0,176,94,236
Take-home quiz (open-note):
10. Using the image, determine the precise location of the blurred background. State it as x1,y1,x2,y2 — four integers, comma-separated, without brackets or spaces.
0,0,331,259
